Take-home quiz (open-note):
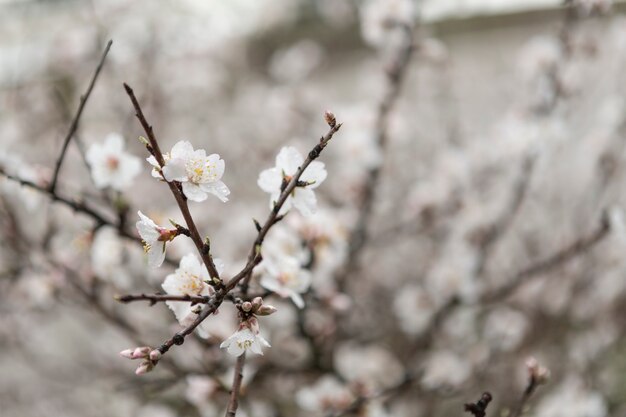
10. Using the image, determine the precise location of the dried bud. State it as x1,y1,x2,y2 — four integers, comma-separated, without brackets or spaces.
135,360,154,376
149,349,162,362
241,301,253,312
324,110,336,128
256,304,278,316
526,357,550,385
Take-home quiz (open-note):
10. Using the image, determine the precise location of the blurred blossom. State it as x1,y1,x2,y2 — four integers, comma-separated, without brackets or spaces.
360,0,416,49
420,350,471,390
483,307,529,351
185,375,219,410
91,227,131,289
259,254,311,308
296,376,354,412
535,377,607,417
392,285,437,336
86,134,141,191
334,344,404,390
268,40,325,83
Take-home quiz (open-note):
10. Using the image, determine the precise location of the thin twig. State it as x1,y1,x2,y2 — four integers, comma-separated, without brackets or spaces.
124,83,222,282
225,353,246,417
49,40,113,193
116,293,211,305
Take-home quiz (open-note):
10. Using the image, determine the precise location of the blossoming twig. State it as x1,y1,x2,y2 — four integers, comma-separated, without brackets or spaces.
124,83,222,282
49,40,113,194
234,118,342,294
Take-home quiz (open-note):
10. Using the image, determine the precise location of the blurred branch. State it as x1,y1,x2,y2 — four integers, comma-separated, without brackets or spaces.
49,40,112,193
337,23,415,289
471,155,536,277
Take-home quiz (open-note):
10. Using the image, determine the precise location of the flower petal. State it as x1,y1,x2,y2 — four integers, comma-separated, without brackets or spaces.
258,167,282,193
162,158,187,182
200,181,230,202
300,161,327,189
170,140,194,159
182,182,208,202
276,146,303,176
291,188,317,216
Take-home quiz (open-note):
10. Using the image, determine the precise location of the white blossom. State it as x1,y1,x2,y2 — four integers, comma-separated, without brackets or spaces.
296,376,354,412
257,146,327,216
535,377,607,417
421,351,472,390
91,227,131,289
149,140,230,202
220,327,271,357
259,255,311,308
162,254,224,335
136,211,177,268
86,133,141,190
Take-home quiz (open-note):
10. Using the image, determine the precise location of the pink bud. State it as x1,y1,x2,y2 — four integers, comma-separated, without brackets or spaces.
241,301,253,312
135,360,153,376
251,297,263,310
246,317,260,334
132,346,151,359
256,305,278,316
119,349,134,359
149,350,162,362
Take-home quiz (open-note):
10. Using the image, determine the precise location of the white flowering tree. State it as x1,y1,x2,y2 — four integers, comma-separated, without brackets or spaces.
0,1,624,417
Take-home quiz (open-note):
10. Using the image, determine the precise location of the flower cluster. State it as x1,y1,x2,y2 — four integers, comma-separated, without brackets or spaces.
119,346,162,375
220,297,276,357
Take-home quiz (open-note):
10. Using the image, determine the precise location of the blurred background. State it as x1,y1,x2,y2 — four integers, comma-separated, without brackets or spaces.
2,1,626,416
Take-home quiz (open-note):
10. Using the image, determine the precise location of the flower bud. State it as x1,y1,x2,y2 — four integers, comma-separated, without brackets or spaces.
135,360,153,375
241,301,253,312
246,317,260,334
526,357,550,385
149,349,162,362
132,346,151,359
251,297,263,311
119,349,134,359
256,305,278,316
324,110,337,128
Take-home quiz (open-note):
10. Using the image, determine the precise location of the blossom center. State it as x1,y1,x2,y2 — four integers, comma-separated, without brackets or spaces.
106,156,120,171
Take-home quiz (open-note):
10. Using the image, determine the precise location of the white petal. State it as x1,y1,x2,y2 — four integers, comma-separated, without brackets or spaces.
258,168,282,193
104,133,125,153
291,188,317,216
179,253,201,273
147,242,166,268
170,140,194,159
182,182,208,202
250,339,264,355
86,143,103,166
200,181,230,202
207,154,225,179
162,158,187,182
136,211,160,242
227,341,245,357
300,161,327,189
290,292,305,309
276,146,303,176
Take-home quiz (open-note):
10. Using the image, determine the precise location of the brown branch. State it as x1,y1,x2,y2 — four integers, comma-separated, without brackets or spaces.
49,40,113,193
337,23,415,289
139,118,342,358
234,122,342,294
225,353,246,417
116,293,211,305
123,83,222,282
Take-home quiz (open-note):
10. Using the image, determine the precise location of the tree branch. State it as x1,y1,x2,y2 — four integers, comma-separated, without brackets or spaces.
49,40,113,193
123,83,222,282
225,353,246,417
